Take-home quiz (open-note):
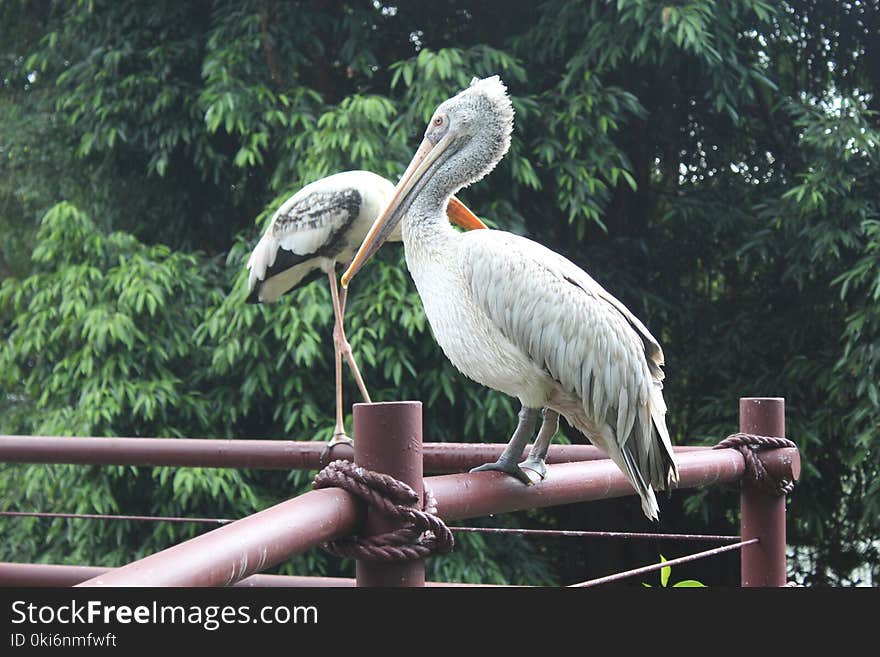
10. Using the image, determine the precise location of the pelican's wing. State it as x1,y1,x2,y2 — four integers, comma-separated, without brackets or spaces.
246,188,362,303
461,230,677,497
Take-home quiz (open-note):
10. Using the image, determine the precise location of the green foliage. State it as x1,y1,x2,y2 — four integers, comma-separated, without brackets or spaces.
642,555,707,587
0,203,265,566
1,0,879,585
2,202,214,437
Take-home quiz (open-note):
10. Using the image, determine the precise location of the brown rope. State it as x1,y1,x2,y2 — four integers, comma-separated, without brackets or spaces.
714,433,797,496
312,460,454,561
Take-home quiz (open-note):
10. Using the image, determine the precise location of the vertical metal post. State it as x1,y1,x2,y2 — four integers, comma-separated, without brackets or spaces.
353,401,425,587
739,397,787,587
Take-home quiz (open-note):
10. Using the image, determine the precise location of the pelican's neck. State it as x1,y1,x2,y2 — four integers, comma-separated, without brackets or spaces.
401,182,459,257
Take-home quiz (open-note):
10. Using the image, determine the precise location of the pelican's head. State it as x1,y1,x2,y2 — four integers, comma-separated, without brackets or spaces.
342,76,512,286
427,75,515,190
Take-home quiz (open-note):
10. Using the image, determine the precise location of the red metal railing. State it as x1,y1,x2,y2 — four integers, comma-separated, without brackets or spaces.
0,397,798,587
0,435,705,472
60,447,790,586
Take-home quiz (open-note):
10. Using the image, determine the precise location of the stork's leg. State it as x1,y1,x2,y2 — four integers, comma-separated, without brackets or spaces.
470,405,540,485
329,273,372,404
519,408,560,481
324,272,354,454
329,323,348,443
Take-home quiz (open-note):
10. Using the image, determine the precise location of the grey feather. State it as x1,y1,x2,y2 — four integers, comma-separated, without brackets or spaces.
461,229,677,502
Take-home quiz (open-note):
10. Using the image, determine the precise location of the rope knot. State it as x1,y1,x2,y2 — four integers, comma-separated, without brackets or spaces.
312,460,454,561
714,433,797,496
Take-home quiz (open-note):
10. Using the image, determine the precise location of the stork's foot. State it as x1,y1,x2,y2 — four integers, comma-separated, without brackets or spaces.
470,459,534,485
328,432,354,449
320,433,353,465
519,457,548,481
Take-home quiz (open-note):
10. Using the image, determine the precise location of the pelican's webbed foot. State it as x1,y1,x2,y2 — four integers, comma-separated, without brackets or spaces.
518,457,547,481
517,409,559,482
470,459,534,485
469,405,541,485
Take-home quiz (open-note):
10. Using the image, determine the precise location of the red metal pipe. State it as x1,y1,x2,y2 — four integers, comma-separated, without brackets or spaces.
739,397,788,587
235,575,500,587
0,435,331,470
0,563,109,587
424,443,705,471
430,446,798,521
353,401,425,587
0,434,706,473
75,488,362,587
0,563,499,588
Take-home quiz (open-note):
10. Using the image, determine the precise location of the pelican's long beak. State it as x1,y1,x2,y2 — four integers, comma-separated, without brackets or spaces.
342,132,477,287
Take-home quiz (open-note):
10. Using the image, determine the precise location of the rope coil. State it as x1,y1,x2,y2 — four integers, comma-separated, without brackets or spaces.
312,460,454,561
714,432,797,496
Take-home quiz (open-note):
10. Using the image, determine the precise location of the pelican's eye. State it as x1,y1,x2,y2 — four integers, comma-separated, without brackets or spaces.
426,113,450,145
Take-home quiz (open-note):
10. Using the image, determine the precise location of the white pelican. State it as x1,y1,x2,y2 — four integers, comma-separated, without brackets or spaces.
342,79,678,519
246,170,485,448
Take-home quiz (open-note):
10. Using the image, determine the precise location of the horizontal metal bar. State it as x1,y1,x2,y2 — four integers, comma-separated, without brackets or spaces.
0,435,329,470
73,446,796,587
77,488,362,587
0,563,110,587
430,447,798,521
424,443,706,472
451,527,741,542
0,434,707,473
234,575,504,587
0,563,501,587
568,539,759,587
0,511,740,542
0,511,232,525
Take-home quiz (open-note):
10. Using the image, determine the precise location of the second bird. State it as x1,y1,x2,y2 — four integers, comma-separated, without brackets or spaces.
246,170,485,449
342,78,678,519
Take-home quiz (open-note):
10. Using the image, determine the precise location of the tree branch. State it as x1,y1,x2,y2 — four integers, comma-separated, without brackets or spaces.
258,0,284,88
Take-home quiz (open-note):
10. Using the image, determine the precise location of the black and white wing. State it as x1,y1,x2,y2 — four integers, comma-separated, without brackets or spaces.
246,185,362,303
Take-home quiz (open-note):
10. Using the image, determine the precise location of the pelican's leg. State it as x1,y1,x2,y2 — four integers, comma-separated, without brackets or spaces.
470,405,540,485
519,408,560,481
